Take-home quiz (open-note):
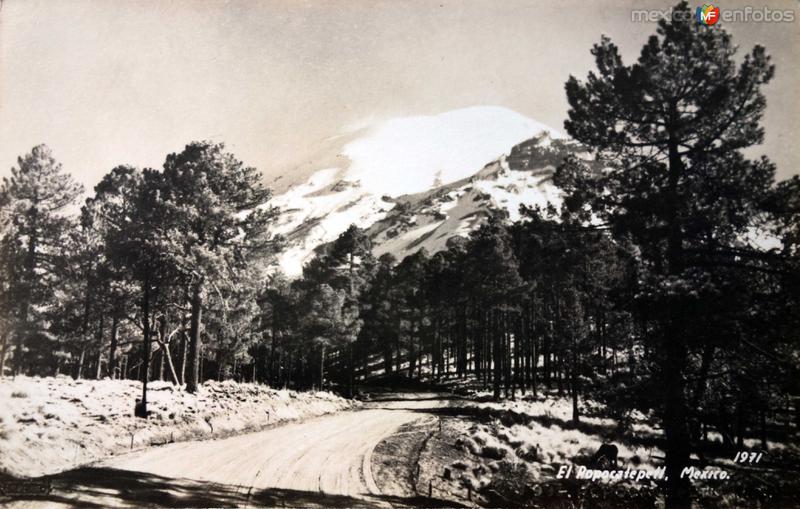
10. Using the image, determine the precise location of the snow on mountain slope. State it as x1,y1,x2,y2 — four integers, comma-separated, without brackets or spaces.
342,106,560,197
369,136,569,261
269,107,568,276
269,168,395,276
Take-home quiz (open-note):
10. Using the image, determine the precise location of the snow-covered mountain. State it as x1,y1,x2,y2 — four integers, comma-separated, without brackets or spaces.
268,106,577,277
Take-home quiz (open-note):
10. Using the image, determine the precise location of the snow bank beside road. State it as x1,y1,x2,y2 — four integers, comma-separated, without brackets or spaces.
0,376,357,478
392,394,664,506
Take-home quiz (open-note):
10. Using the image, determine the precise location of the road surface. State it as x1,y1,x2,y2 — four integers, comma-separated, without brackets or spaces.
6,392,455,508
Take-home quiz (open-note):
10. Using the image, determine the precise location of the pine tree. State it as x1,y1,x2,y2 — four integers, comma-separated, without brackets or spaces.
299,283,361,390
0,145,83,374
96,166,171,416
255,273,300,387
557,3,782,505
82,166,155,385
159,141,275,393
394,249,431,379
464,216,523,399
361,254,399,377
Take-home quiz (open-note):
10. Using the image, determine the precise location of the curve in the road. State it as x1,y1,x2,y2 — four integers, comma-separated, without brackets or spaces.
4,392,454,509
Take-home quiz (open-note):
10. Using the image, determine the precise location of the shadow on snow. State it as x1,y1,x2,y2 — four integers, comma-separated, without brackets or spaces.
1,467,466,508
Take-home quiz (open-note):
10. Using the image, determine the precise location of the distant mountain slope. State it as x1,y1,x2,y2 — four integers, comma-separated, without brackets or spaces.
268,107,577,276
368,133,575,261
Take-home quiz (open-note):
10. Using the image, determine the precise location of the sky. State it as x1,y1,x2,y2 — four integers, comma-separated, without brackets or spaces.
1,0,798,195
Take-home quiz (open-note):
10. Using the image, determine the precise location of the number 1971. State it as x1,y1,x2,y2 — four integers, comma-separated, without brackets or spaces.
734,451,763,463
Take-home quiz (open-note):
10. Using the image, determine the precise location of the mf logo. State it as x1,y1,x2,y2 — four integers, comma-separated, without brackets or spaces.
696,4,720,25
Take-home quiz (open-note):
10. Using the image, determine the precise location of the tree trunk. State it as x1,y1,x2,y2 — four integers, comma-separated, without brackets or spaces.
157,315,167,381
493,310,501,400
531,308,538,398
571,337,579,424
137,274,152,419
95,314,105,379
76,348,85,380
348,344,355,397
178,288,189,384
383,341,393,375
662,324,691,507
186,281,203,394
108,316,119,379
15,223,38,376
0,330,8,378
158,341,180,385
178,330,187,385
158,348,165,381
663,125,692,509
320,345,325,389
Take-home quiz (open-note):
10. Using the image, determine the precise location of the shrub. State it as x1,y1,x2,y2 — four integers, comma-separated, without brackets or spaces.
516,444,539,462
481,444,507,460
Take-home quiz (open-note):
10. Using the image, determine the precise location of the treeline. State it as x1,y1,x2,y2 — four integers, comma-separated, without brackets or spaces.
273,212,637,411
0,142,277,415
4,135,794,456
277,203,799,457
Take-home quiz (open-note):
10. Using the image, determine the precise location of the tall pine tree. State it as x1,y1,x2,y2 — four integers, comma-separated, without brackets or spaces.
0,145,83,374
159,142,275,393
557,3,779,505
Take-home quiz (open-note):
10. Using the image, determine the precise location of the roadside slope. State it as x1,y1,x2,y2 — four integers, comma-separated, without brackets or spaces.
0,376,356,478
2,393,456,508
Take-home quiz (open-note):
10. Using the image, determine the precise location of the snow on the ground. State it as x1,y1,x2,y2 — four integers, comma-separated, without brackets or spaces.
0,376,357,478
476,411,655,473
391,393,665,507
445,395,663,488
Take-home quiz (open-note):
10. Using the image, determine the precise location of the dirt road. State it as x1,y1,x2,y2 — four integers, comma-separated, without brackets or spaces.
5,392,456,508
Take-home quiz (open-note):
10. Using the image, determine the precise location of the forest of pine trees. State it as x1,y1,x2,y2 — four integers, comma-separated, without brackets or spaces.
0,5,798,508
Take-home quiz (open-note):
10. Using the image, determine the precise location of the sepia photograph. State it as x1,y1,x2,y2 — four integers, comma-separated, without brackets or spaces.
0,1,798,508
